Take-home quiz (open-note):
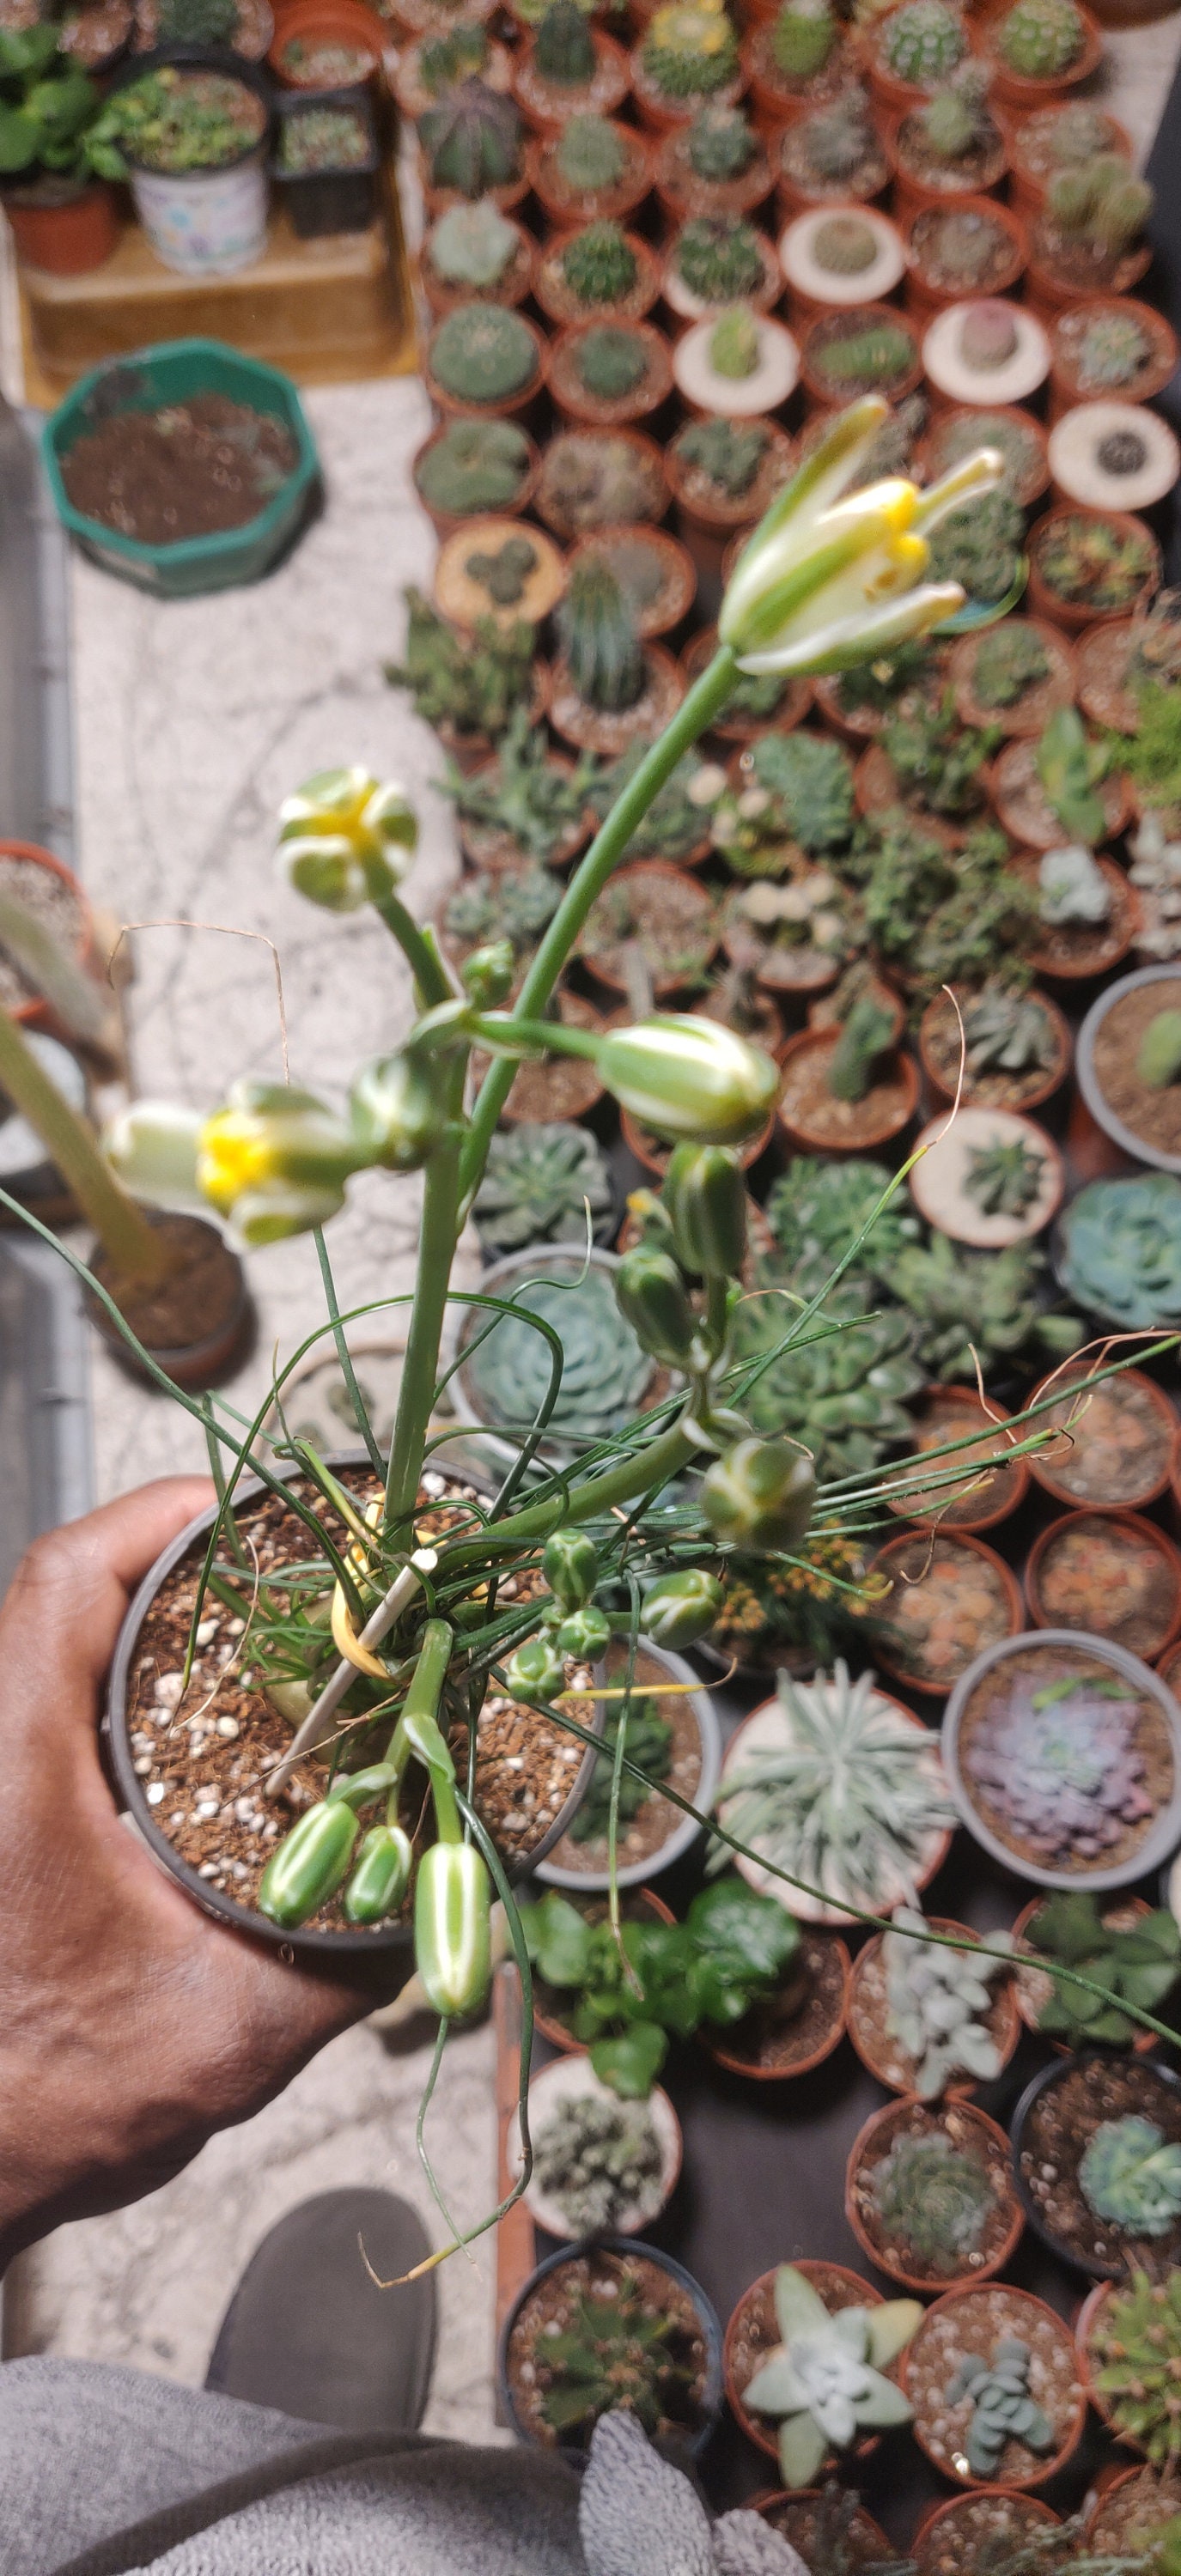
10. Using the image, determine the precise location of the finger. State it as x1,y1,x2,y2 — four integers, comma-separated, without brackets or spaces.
0,1477,215,1710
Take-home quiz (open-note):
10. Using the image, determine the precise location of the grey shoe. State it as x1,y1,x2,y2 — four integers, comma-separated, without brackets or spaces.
204,2189,436,2436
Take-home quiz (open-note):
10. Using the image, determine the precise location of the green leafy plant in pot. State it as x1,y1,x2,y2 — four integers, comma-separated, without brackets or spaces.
0,24,118,271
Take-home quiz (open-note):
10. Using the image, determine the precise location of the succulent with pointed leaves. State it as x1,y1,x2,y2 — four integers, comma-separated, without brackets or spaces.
1090,2270,1181,2468
881,1233,1082,1381
1079,2116,1181,2238
828,998,895,1103
535,2268,699,2441
882,1906,1005,2097
446,860,562,957
962,990,1056,1078
729,1291,924,1480
386,588,535,739
964,1135,1048,1220
472,1121,614,1254
947,2340,1055,2479
743,2263,920,2488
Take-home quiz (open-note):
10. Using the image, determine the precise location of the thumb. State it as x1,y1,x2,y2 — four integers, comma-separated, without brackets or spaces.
0,1478,216,1717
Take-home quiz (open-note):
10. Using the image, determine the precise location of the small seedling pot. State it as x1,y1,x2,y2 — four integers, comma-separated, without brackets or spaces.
1009,851,1141,987
87,1209,252,1391
902,2281,1087,2488
949,620,1074,743
1010,2050,1181,2279
869,1528,1024,1702
566,523,695,639
1048,296,1179,413
989,734,1133,852
661,222,782,326
1007,101,1131,213
0,840,97,1030
106,46,271,277
918,986,1071,1115
901,194,1027,325
845,2095,1025,2296
752,2490,895,2560
498,2237,723,2455
886,99,1010,215
508,2057,683,2239
423,309,548,421
887,1385,1031,1536
706,1928,851,2081
628,42,746,135
916,403,1050,507
544,319,675,428
724,2259,894,2469
271,84,378,235
573,852,714,985
798,299,922,410
909,1107,1065,1253
911,2489,1061,2565
411,422,540,538
1026,1359,1175,1512
2,177,119,275
513,27,631,136
846,1918,1021,2099
420,214,534,317
655,119,775,227
980,2,1104,109
1009,1893,1160,2057
776,1025,919,1156
526,120,653,228
1025,1508,1181,1664
533,227,661,329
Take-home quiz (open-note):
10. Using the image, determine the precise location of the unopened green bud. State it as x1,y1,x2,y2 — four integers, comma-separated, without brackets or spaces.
642,1566,725,1649
556,1604,612,1661
616,1247,697,1367
542,1527,600,1610
414,1838,492,2018
462,941,514,1008
597,1016,780,1145
505,1633,567,1702
663,1142,746,1279
258,1799,359,1929
701,1435,816,1555
350,1051,445,1172
343,1823,413,1924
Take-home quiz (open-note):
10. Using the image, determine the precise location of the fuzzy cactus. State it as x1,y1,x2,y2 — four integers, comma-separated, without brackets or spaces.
562,220,639,305
418,23,488,94
770,0,837,80
428,301,537,404
578,2409,809,2576
558,558,646,711
429,200,518,289
688,103,756,179
1075,310,1153,392
1046,100,1111,163
577,324,648,400
534,0,597,84
557,113,627,191
418,78,522,197
811,213,878,274
919,64,992,158
827,996,895,1102
882,0,966,85
800,94,874,181
997,0,1084,77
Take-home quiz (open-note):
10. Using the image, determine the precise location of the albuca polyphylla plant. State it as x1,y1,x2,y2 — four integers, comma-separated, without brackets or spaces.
3,398,1160,2276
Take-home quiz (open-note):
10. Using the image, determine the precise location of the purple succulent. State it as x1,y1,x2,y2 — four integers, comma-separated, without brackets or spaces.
965,1679,1154,1862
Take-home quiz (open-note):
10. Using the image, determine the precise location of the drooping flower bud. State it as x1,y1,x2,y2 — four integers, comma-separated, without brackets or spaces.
641,1567,725,1649
350,1050,447,1172
663,1142,746,1279
542,1527,600,1612
701,1436,817,1556
414,1839,492,2019
597,1017,780,1146
197,1079,364,1245
555,1604,612,1661
505,1633,567,1704
461,941,514,1008
616,1247,697,1368
277,767,417,913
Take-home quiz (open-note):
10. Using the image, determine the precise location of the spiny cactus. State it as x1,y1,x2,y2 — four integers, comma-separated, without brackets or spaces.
562,221,639,306
676,416,768,499
815,319,915,389
771,0,837,81
947,2341,1055,2479
869,2129,1000,2275
828,997,895,1103
1091,2272,1181,2467
922,206,1010,289
534,0,597,86
1075,310,1154,392
464,534,538,609
799,94,876,181
676,213,763,301
429,301,537,404
417,22,488,94
1048,100,1114,164
925,487,1024,606
577,324,648,401
709,305,760,377
1045,155,1153,261
962,989,1056,1078
417,418,531,517
1037,512,1155,611
532,2093,663,2233
959,301,1019,373
743,2264,919,2488
539,430,657,531
747,729,855,854
882,0,966,85
812,214,878,274
418,78,522,197
429,199,518,289
964,1134,1048,1221
919,64,992,159
997,0,1084,77
1080,2116,1181,2239
642,1,740,100
534,2269,698,2440
688,102,756,179
558,558,646,713
883,1907,1005,2096
557,114,626,193
971,625,1051,712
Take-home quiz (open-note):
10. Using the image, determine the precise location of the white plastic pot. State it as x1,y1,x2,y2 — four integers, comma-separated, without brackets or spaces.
130,149,267,276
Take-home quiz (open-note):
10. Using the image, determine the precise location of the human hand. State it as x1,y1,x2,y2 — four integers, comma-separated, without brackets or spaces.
0,1480,391,2270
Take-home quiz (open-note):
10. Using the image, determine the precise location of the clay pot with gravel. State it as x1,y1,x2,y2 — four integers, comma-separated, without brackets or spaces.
508,2057,683,2239
706,1927,851,2081
776,88,892,214
432,518,566,633
1026,1361,1175,1513
919,984,1071,1115
661,212,782,325
902,197,1026,323
533,222,661,329
550,639,685,759
412,420,540,538
654,107,775,225
420,204,534,316
1011,2050,1181,2278
845,2097,1024,2296
846,1917,1020,2099
527,114,653,226
673,306,801,419
950,621,1074,743
886,1387,1032,1537
393,27,514,121
1007,100,1131,215
1025,1509,1181,1666
724,2260,910,2474
990,735,1132,854
1026,505,1161,636
575,857,716,994
912,2491,1062,2573
534,426,669,540
755,2490,897,2569
908,1105,1065,1254
499,2239,723,2455
869,1530,1023,1701
513,21,630,134
546,318,675,428
1048,298,1179,418
1008,849,1140,986
903,2282,1087,2490
979,0,1103,112
888,87,1009,213
567,524,696,641
1008,1892,1166,2058
1086,2465,1181,2557
667,408,793,538
741,13,853,133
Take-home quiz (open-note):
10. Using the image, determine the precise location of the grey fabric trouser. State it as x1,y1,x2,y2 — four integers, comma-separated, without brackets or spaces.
0,2357,584,2576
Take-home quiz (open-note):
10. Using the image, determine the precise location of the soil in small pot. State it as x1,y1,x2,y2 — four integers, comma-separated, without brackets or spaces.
711,1929,847,2075
577,860,715,995
778,95,891,205
1029,1363,1174,1509
913,2490,1060,2574
1008,103,1130,204
540,1643,703,1876
872,1534,1019,1695
60,398,298,545
1051,300,1178,407
893,99,1008,200
950,623,1074,744
0,853,88,1011
758,2492,893,2571
667,415,794,530
906,202,1022,301
505,2248,710,2449
1087,2465,1181,2554
277,31,376,84
991,737,1129,854
533,227,659,330
778,1030,915,1151
801,303,921,404
1030,1511,1181,1662
569,526,694,638
551,643,684,761
1093,976,1181,1163
59,0,131,64
529,118,651,225
921,987,1068,1113
1031,209,1150,304
848,2099,1020,2288
1011,854,1138,983
848,1929,1016,2099
122,1467,595,1923
955,1637,1175,1880
1029,510,1160,629
905,2285,1082,2487
889,1391,1026,1532
472,991,605,1121
1074,622,1137,734
1018,2055,1181,2273
89,1212,245,1376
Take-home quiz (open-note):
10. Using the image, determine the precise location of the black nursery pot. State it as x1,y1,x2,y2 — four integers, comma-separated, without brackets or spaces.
103,1452,600,1959
271,85,378,237
496,2237,724,2459
1009,2050,1181,2280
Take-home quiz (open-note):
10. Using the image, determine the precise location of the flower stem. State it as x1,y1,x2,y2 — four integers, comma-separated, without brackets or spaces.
383,1054,467,1533
374,895,454,1011
441,1419,698,1571
458,644,739,1197
0,1012,171,1289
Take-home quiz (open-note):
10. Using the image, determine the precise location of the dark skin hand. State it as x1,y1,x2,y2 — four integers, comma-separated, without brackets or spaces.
0,1478,405,2272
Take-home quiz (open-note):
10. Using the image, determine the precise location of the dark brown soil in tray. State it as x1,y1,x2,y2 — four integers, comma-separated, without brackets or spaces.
759,2493,891,2569
849,1939,1014,2099
541,1644,702,1874
91,1212,241,1353
1032,1368,1172,1507
506,2250,709,2447
914,2491,1057,2574
61,397,296,545
849,2100,1018,2286
577,864,715,994
906,2287,1081,2482
715,1930,845,2075
1032,1513,1179,1660
1088,2465,1181,2552
1020,2057,1181,2275
956,1640,1174,1879
124,1468,593,1926
1093,977,1181,1160
874,1536,1015,1692
0,854,86,1009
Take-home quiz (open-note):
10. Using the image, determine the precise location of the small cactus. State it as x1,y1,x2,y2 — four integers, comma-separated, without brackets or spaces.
557,114,627,192
1045,155,1153,261
1090,2272,1181,2468
561,220,639,306
533,0,597,84
464,533,538,608
709,304,760,378
811,213,878,273
815,318,915,390
828,996,895,1102
965,1134,1048,1220
958,300,1019,372
577,324,648,400
882,0,966,86
676,213,764,301
429,199,518,289
429,301,538,404
558,557,647,712
676,416,768,497
418,79,522,198
687,102,756,179
919,64,992,159
417,418,532,518
799,94,874,182
642,1,740,101
771,0,837,81
1075,311,1153,392
922,206,1010,290
1046,100,1111,164
1137,1011,1181,1090
417,22,488,94
997,0,1085,77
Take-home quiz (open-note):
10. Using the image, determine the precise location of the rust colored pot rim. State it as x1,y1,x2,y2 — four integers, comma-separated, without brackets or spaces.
844,2093,1026,2296
845,1921,1021,2102
1024,1504,1181,1659
707,1931,852,2081
869,1526,1025,1700
903,2280,1088,2489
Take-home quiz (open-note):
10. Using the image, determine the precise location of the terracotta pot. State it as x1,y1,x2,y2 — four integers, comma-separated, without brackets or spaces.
550,643,685,759
0,841,96,1029
533,226,661,329
545,319,675,427
268,0,385,82
886,98,1010,216
1025,1507,1181,1662
386,0,495,31
1012,2051,1181,2279
512,27,630,132
423,312,547,422
948,620,1074,743
567,523,696,638
1026,1362,1176,1512
845,2095,1025,2294
847,1922,1021,2098
1008,104,1132,216
575,851,715,989
628,44,746,135
472,986,607,1125
903,2282,1087,2489
681,623,810,741
888,1382,1032,1534
457,746,592,877
912,2491,1061,2565
706,1929,851,2081
915,404,1050,508
526,120,653,228
980,2,1105,110
752,2491,896,2559
1026,505,1162,635
1011,852,1141,985
420,216,534,317
868,1528,1025,1700
621,1103,773,1176
422,168,532,222
854,738,985,832
776,1024,919,1154
533,424,671,542
433,516,565,630
1048,295,1180,413
918,986,1071,1116
661,223,782,332
989,734,1132,850
719,1686,954,1926
1026,240,1152,323
724,2260,891,2465
87,1209,251,1393
740,21,855,137
799,299,922,410
3,179,119,274
531,1884,674,2053
1009,1893,1160,2057
654,122,776,227
901,193,1026,323
1073,617,1136,733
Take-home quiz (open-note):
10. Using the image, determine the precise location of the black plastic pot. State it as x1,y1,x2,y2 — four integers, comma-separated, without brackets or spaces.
104,1450,601,1959
496,2237,724,2458
271,83,377,237
1009,2050,1181,2280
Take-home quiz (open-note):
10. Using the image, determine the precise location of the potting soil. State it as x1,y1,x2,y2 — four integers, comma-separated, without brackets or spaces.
61,396,299,545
